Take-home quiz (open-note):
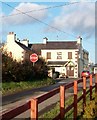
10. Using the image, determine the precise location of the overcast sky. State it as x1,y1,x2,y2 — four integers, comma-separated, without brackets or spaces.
0,0,96,63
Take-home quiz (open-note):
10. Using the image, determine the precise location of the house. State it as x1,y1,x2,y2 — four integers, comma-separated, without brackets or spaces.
94,63,97,74
30,37,89,78
2,32,89,78
2,32,33,62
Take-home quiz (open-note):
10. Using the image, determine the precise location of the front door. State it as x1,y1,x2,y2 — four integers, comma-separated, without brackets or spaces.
66,66,74,77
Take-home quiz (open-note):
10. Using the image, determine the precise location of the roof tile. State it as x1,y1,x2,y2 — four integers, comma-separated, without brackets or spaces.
31,41,78,55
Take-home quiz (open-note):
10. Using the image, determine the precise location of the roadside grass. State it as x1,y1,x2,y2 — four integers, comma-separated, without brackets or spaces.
1,77,55,96
81,89,95,119
39,88,95,119
39,102,60,119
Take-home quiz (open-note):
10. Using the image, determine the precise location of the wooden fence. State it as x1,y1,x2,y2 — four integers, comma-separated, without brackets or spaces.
1,74,97,120
59,75,95,119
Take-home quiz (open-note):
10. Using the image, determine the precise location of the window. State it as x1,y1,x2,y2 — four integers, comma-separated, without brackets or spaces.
57,52,62,59
83,52,88,60
68,52,72,59
47,52,51,59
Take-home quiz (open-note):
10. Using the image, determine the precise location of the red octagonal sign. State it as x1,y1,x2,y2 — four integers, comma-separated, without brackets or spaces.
30,53,38,63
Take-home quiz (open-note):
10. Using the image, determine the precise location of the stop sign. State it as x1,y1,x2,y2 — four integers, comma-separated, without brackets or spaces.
30,53,38,63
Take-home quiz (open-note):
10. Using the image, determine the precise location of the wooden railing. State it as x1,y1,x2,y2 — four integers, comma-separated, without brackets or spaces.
59,74,96,120
1,74,97,120
31,87,60,119
1,101,30,120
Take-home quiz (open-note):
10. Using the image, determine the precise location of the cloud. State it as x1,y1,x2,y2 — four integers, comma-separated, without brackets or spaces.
2,3,48,26
46,2,95,39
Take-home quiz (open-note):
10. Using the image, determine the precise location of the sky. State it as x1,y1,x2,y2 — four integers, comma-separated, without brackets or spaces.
0,0,96,63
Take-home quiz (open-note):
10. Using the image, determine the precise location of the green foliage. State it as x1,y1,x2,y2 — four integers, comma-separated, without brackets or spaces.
82,90,96,119
2,52,48,82
39,102,60,119
39,90,96,119
2,77,55,95
83,100,95,118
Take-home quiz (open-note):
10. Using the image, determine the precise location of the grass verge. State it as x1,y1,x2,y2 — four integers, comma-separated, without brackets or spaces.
39,88,96,119
1,77,55,96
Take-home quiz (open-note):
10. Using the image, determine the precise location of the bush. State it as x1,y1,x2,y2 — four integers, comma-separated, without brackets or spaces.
2,53,48,82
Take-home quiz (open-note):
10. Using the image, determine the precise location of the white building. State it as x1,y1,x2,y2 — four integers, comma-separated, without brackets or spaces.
30,37,89,78
94,64,97,74
2,32,33,62
2,32,89,78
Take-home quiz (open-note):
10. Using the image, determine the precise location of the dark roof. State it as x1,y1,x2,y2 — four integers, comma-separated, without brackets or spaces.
43,41,78,49
31,44,46,55
83,49,89,54
31,41,78,55
94,63,97,67
15,41,33,53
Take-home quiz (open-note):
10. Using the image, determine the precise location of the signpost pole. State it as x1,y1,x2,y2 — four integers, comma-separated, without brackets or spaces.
33,62,35,66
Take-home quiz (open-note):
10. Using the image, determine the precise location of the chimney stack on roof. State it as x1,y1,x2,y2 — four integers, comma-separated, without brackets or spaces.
43,37,48,44
7,32,16,43
21,39,29,47
9,32,14,34
77,36,82,45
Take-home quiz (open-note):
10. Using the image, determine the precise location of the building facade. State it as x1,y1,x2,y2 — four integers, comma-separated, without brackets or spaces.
94,64,97,74
31,37,89,78
2,32,33,62
2,32,89,78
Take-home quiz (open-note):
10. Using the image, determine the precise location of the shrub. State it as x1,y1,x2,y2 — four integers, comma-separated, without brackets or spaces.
2,53,48,82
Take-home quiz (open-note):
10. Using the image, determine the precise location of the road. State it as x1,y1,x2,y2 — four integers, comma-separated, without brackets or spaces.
1,77,95,119
2,78,76,106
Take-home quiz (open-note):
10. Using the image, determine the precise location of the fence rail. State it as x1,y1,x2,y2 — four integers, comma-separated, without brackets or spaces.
1,74,97,120
59,74,96,119
37,87,59,104
1,101,30,120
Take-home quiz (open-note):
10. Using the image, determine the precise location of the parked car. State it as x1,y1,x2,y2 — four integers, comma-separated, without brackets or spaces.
59,73,68,78
81,70,90,77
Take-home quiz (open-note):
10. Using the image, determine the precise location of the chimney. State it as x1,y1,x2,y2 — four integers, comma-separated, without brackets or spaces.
77,36,83,59
21,39,29,47
43,37,48,44
8,32,14,35
7,32,16,43
77,36,82,45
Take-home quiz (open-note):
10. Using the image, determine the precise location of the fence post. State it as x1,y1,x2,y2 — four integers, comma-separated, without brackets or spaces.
31,98,38,120
74,81,78,120
95,74,97,118
90,74,93,101
60,85,65,119
83,76,86,112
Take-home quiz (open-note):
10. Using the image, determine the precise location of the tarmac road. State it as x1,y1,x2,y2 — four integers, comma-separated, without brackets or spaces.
2,78,68,106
